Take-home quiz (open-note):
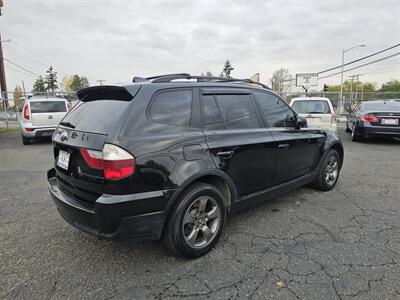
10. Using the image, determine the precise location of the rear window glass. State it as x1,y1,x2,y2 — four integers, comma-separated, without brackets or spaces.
30,101,66,113
150,90,192,126
292,100,331,114
61,100,128,134
362,101,400,111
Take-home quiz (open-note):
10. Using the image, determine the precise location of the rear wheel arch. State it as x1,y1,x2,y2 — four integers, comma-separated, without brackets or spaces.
170,171,237,212
328,143,344,168
161,171,236,241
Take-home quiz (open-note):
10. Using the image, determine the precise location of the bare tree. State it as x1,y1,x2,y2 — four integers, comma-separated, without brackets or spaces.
270,68,292,95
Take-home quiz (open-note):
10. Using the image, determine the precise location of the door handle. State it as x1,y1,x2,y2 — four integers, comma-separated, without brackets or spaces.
217,151,234,159
277,143,290,150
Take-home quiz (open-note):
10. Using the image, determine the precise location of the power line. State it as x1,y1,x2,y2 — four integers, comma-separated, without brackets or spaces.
318,43,400,74
9,40,74,75
5,64,36,77
319,52,400,80
5,43,69,76
2,57,39,76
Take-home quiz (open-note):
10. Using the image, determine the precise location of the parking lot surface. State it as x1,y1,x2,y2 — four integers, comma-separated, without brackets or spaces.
1,129,400,299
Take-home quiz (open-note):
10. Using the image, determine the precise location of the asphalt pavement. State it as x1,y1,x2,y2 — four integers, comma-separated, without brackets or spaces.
1,129,399,299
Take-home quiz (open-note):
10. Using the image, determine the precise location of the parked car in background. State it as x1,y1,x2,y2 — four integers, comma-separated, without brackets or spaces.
48,74,344,258
290,97,337,132
346,100,400,141
20,97,70,145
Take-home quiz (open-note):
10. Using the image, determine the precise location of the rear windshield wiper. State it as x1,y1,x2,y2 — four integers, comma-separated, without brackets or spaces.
59,121,75,129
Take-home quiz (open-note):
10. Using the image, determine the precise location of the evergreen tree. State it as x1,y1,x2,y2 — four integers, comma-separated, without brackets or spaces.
45,66,58,91
80,76,90,89
70,75,82,91
222,60,234,78
32,75,46,93
69,75,90,91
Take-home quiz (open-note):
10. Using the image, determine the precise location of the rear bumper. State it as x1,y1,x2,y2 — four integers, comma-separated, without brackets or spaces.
308,123,337,132
21,126,56,138
47,168,175,240
358,125,400,138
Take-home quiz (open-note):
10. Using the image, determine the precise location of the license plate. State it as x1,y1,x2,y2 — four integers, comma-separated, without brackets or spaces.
57,150,70,170
41,131,53,137
381,118,398,125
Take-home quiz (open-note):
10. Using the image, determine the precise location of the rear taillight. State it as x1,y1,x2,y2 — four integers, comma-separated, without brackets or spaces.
23,104,30,120
25,128,34,132
80,149,103,169
331,112,336,123
80,144,135,180
361,115,378,123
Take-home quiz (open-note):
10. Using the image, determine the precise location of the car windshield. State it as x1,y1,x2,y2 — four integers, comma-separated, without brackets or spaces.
361,101,400,111
30,101,67,113
292,100,331,114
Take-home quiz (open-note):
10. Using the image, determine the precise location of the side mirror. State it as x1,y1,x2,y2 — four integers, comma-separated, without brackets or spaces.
296,116,307,128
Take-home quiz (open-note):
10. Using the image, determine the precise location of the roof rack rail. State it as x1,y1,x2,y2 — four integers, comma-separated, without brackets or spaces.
132,73,270,89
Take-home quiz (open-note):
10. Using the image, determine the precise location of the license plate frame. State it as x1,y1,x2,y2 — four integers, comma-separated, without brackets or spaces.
57,150,70,171
381,118,398,125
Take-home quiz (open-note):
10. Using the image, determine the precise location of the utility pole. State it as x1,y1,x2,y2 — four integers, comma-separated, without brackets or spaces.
354,75,360,105
348,75,356,111
96,79,105,86
339,44,366,113
0,0,7,107
361,84,364,102
0,33,7,107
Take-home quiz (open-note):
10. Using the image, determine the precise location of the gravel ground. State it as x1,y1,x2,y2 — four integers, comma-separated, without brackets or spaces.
1,129,399,299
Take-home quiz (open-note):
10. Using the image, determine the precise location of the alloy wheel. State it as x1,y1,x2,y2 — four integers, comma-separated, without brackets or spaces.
182,196,221,248
325,156,339,186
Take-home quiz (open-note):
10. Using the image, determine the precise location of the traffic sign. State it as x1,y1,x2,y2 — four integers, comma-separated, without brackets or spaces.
296,73,318,87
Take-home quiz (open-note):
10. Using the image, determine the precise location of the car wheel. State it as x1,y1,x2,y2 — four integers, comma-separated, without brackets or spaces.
22,135,30,145
163,183,226,258
351,123,362,142
311,149,341,191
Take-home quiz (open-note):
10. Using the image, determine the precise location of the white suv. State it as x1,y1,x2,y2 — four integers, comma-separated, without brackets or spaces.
289,97,337,132
20,97,70,145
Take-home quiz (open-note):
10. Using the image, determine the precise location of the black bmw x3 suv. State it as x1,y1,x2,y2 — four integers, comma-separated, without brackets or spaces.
48,74,344,258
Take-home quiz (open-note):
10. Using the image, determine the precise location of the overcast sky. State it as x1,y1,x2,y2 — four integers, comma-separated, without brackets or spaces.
2,0,400,93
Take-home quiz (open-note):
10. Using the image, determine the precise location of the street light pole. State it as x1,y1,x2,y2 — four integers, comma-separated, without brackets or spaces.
339,44,366,113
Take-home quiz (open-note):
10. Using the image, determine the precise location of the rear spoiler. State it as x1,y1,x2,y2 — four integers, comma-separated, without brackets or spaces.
77,85,139,102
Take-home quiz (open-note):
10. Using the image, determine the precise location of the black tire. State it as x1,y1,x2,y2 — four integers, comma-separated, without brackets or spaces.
163,183,226,258
351,123,362,142
311,149,341,191
22,135,30,145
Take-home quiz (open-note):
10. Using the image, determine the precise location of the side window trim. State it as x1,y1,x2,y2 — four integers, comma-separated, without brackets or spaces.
201,90,263,130
147,87,194,127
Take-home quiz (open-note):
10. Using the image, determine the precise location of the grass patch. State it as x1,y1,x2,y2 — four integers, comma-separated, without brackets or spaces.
0,127,21,133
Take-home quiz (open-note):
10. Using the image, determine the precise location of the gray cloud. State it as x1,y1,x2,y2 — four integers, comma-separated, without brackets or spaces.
2,0,399,92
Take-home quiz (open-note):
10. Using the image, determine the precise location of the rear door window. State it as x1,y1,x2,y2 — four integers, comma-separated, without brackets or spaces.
292,100,331,114
150,89,193,126
30,101,66,113
202,94,260,129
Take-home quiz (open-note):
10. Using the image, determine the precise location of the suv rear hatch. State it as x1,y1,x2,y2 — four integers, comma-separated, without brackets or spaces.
30,99,68,127
52,86,137,206
292,100,335,128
